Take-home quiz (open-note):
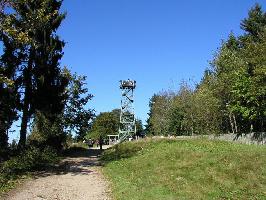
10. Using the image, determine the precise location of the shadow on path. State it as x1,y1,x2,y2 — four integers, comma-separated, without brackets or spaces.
34,148,104,178
3,147,111,200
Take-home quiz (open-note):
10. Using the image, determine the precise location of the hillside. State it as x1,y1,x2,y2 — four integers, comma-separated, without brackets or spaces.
102,139,266,200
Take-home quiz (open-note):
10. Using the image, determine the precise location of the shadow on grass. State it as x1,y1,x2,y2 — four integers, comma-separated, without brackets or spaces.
100,138,195,164
100,141,151,164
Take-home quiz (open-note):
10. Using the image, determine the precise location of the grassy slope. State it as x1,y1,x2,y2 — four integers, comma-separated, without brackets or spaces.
101,139,266,200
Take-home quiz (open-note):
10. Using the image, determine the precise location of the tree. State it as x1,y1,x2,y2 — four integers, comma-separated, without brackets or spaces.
235,4,266,131
0,0,69,148
86,109,143,148
210,34,243,134
28,111,66,152
147,92,173,136
168,106,184,136
211,4,266,133
64,71,94,141
146,4,266,136
229,31,266,132
146,84,195,136
240,3,266,40
0,3,21,158
88,112,119,150
192,71,223,135
0,43,19,158
173,82,195,135
145,95,156,136
135,119,144,137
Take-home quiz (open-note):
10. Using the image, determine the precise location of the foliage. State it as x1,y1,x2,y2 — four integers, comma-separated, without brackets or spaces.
240,3,266,39
0,0,95,195
86,109,144,146
27,112,67,152
211,4,266,132
0,146,58,193
192,72,223,135
0,10,21,156
146,93,173,136
135,118,144,136
147,81,221,136
64,71,94,141
172,82,195,135
0,0,70,149
87,111,119,149
146,4,266,136
102,139,266,200
0,0,94,164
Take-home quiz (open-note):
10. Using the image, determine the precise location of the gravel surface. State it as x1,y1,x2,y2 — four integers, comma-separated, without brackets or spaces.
4,148,111,200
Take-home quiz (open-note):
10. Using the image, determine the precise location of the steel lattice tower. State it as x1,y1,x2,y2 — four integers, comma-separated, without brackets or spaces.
119,79,136,141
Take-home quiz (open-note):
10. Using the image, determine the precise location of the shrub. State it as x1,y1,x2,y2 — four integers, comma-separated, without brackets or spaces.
0,146,58,193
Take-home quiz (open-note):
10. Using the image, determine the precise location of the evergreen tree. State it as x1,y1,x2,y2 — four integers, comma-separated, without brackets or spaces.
0,0,69,148
0,3,21,158
145,95,156,136
135,119,144,137
241,4,266,40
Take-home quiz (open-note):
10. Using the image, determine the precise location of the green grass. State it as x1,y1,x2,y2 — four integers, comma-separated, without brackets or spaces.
101,138,266,200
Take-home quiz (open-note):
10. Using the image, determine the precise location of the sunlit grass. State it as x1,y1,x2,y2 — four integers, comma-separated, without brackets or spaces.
102,138,266,200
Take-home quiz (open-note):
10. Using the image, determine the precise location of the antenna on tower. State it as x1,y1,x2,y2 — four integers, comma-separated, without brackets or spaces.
119,79,136,142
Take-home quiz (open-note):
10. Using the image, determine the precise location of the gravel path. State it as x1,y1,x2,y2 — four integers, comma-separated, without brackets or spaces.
4,148,111,200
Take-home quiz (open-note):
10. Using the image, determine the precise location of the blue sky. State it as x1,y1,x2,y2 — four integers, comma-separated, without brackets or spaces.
3,0,266,141
58,0,266,124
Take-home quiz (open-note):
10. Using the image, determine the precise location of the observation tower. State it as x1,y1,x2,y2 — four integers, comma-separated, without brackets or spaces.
119,79,136,141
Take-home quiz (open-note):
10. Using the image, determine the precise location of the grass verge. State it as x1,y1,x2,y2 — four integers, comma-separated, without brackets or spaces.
101,138,266,200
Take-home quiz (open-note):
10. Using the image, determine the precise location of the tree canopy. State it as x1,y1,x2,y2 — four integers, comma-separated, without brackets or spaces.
0,0,94,159
146,4,266,136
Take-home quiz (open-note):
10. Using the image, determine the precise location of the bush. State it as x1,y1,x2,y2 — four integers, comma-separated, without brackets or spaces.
0,146,58,193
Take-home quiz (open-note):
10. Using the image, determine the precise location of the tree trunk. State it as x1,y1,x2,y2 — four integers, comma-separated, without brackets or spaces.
18,103,29,149
233,114,238,133
229,113,235,134
0,125,8,160
250,124,253,133
99,136,103,150
191,114,194,136
0,125,8,148
18,53,33,149
0,83,9,159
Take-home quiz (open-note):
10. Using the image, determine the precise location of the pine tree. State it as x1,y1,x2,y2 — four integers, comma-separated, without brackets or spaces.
0,3,21,158
0,0,69,148
241,3,266,40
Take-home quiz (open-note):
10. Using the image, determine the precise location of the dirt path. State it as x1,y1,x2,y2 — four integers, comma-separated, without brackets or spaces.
4,148,111,200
